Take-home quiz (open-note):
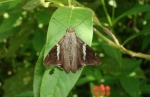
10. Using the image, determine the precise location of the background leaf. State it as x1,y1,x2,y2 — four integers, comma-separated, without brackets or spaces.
40,6,93,97
114,4,150,24
33,48,45,97
0,13,20,34
23,0,42,10
120,75,140,97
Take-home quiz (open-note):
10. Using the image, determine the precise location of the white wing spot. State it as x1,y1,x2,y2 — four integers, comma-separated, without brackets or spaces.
57,44,60,60
83,43,86,60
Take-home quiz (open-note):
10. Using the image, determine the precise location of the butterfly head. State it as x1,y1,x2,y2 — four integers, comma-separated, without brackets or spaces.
66,28,75,33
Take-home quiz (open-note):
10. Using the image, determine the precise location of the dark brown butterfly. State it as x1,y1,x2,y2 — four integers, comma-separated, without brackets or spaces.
44,19,101,73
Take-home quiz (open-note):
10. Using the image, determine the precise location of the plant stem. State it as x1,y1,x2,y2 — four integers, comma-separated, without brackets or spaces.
101,0,112,26
68,0,72,7
111,0,115,23
94,28,150,60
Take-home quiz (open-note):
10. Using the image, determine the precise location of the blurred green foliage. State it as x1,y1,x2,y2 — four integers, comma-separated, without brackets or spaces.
0,0,150,97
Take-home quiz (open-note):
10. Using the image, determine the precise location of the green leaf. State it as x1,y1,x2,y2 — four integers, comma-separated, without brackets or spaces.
120,75,140,97
33,48,45,97
100,43,122,64
141,84,150,94
15,91,33,97
4,27,31,58
41,68,82,97
32,28,46,52
142,35,150,50
114,4,150,24
8,0,22,9
23,0,42,10
100,57,121,75
0,27,18,41
123,21,150,45
41,6,93,97
45,0,67,5
76,67,102,86
122,58,142,74
3,68,34,97
0,0,12,3
76,76,95,86
45,0,83,7
35,10,52,24
0,13,20,33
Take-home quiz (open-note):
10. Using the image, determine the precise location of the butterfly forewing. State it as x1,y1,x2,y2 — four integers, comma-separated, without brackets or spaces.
77,37,101,65
44,45,60,65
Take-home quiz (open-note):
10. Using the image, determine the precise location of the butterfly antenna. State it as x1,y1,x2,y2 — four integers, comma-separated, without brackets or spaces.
73,18,87,29
53,18,67,28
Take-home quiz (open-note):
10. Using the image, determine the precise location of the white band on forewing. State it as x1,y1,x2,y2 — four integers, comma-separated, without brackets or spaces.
57,44,60,60
83,43,86,60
